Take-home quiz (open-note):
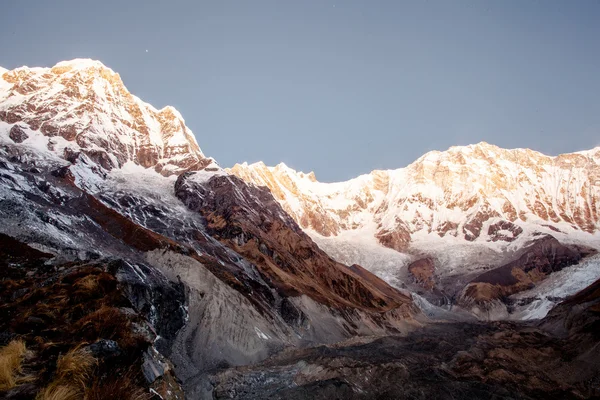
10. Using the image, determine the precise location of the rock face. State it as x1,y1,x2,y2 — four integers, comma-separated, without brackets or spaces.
541,276,600,338
174,172,413,313
458,235,597,318
8,124,28,143
0,59,209,175
407,258,436,291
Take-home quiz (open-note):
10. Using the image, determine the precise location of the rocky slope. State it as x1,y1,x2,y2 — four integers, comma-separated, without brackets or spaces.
0,234,186,399
0,60,419,399
210,276,600,399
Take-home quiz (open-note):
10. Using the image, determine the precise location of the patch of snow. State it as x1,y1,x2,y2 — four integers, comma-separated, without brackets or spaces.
510,254,600,320
254,326,270,340
186,160,228,184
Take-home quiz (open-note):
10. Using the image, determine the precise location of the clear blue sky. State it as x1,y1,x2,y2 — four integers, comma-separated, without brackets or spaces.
1,1,599,181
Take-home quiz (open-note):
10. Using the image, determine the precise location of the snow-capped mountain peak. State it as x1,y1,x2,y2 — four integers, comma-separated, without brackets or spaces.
230,142,600,253
0,59,207,175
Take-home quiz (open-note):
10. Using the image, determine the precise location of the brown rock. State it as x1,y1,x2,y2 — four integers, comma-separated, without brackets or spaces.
8,125,28,143
487,220,523,242
407,258,436,290
462,235,597,304
375,227,411,252
175,173,415,315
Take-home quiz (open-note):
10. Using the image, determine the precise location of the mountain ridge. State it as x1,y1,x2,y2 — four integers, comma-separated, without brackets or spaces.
230,140,600,241
3,59,599,321
229,131,600,319
1,58,600,399
0,58,209,176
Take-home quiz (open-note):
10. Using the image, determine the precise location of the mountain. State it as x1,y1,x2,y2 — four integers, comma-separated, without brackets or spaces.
230,139,600,318
1,59,600,399
0,60,417,399
0,59,209,175
230,143,600,243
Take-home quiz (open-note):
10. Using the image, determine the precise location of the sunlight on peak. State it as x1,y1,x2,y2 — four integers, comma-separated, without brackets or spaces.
54,58,109,69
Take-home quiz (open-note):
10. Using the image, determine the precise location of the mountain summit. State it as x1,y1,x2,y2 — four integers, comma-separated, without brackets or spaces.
231,142,600,246
0,59,208,175
230,135,600,319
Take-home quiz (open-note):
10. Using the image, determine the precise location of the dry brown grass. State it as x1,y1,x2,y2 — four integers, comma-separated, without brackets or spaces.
0,339,28,390
36,384,81,400
36,346,96,400
72,306,146,351
74,275,99,293
54,346,96,389
86,371,152,400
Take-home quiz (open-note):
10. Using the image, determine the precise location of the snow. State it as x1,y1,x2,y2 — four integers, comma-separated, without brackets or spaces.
54,58,111,71
107,161,178,199
308,222,412,289
510,254,600,320
254,326,270,340
186,159,228,184
0,69,10,92
0,59,206,172
232,140,600,256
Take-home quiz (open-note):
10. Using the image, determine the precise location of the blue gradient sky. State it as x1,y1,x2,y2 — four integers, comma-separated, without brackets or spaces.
1,1,599,181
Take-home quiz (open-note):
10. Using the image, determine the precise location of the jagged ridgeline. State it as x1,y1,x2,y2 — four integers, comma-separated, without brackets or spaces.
0,60,599,399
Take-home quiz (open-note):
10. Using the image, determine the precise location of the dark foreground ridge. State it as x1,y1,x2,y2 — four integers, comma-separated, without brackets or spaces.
210,305,600,399
0,234,186,399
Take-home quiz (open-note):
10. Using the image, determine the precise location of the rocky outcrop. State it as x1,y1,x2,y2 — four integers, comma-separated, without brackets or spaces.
539,272,600,336
407,258,436,291
488,220,523,242
174,172,414,315
8,124,28,143
459,235,597,318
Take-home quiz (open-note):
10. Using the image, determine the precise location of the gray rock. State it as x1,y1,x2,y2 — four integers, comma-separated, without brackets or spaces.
63,147,80,163
142,347,167,383
86,339,121,359
10,287,29,301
